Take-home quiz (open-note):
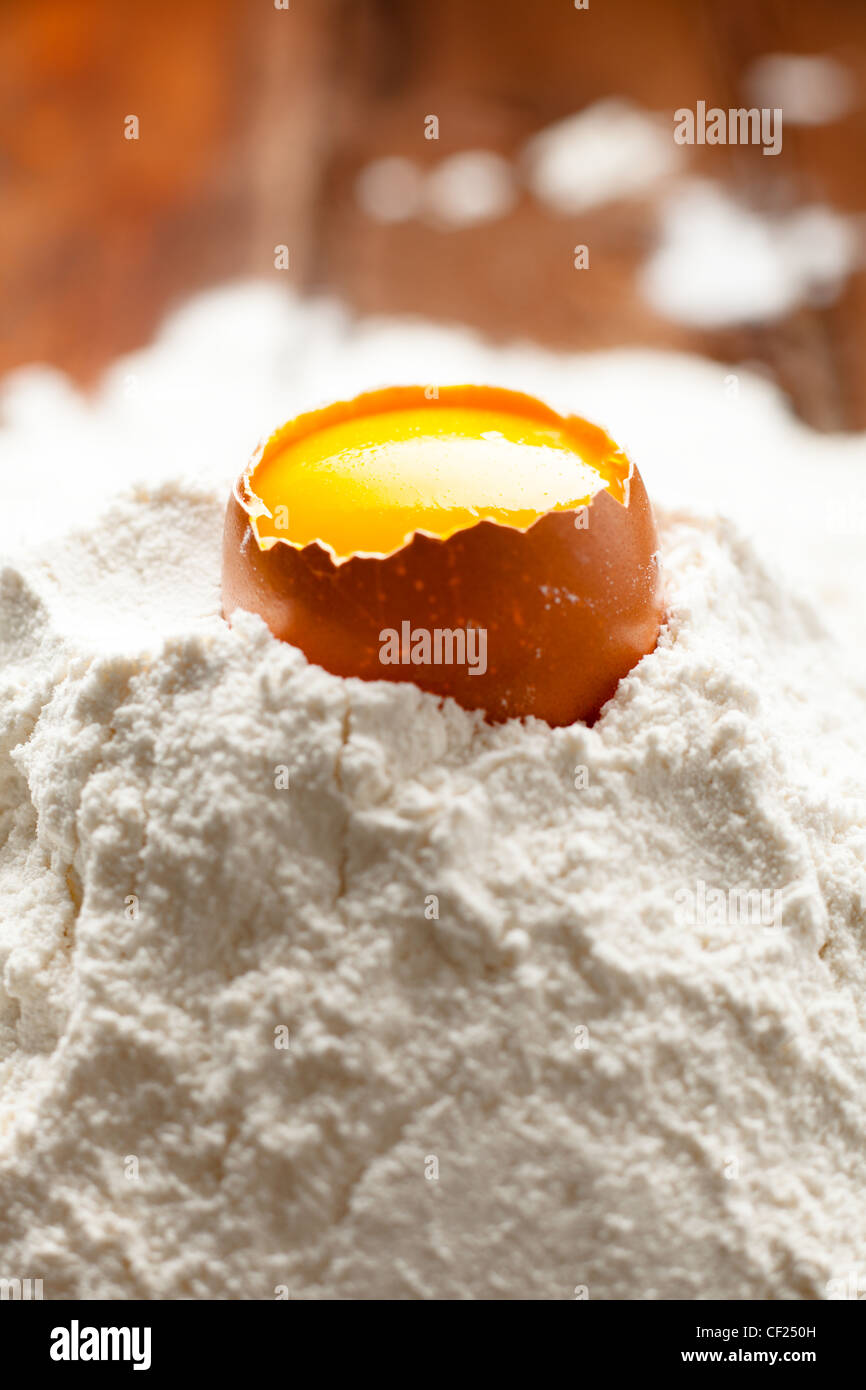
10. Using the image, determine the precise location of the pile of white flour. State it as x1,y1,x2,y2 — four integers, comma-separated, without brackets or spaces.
2,285,866,1299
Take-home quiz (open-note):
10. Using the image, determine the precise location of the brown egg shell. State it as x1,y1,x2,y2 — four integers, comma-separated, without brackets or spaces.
222,462,664,728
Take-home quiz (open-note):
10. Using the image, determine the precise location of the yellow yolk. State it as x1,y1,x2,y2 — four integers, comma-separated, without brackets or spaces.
251,405,626,561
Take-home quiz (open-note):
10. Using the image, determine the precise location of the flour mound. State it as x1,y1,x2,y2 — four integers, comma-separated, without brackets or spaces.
2,482,866,1298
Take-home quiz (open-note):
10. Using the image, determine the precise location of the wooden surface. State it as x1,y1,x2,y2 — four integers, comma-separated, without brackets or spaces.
2,0,865,428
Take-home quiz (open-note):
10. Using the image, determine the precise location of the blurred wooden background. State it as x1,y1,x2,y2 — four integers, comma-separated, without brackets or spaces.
2,0,865,427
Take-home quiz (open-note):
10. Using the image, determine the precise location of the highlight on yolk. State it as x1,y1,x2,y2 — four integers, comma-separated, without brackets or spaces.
251,403,631,562
222,385,664,728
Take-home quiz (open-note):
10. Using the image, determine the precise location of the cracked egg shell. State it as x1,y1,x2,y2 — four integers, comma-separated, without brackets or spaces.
221,384,664,726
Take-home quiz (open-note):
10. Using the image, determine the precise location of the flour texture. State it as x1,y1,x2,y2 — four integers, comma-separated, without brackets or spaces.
1,287,866,1299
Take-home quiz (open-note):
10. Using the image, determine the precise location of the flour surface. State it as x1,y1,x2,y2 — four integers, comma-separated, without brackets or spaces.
1,287,866,1299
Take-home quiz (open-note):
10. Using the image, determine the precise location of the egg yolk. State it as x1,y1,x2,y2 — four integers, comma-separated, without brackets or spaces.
251,405,629,561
